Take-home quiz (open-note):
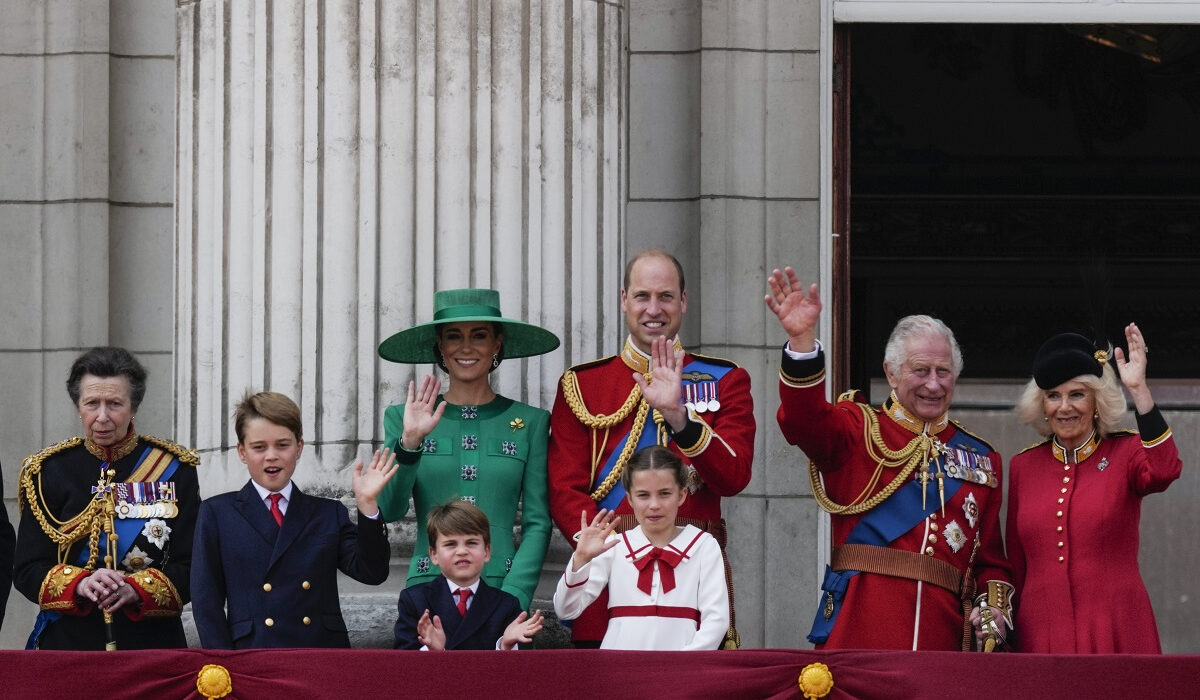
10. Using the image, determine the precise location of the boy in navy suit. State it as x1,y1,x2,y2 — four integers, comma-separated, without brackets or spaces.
191,391,400,648
395,501,544,650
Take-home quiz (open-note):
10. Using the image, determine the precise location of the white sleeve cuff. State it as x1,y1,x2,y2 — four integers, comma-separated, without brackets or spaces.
784,338,822,360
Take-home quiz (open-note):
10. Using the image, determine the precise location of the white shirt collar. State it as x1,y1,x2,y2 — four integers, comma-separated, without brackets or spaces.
250,479,294,504
445,577,480,595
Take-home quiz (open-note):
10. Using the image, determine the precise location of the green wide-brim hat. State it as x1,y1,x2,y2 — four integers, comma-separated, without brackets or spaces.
378,288,560,364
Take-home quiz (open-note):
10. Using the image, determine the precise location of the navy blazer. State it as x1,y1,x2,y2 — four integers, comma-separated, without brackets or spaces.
395,575,524,650
191,481,390,649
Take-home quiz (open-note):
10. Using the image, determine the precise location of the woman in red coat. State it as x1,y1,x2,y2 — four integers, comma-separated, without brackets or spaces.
1006,324,1181,653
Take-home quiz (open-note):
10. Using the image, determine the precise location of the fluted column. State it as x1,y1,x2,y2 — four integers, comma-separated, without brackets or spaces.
176,0,624,495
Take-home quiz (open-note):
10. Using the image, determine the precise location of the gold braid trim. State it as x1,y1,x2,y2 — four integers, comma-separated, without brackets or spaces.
560,370,642,429
589,400,652,503
130,568,182,614
808,403,941,515
561,369,656,504
19,438,106,566
140,434,201,467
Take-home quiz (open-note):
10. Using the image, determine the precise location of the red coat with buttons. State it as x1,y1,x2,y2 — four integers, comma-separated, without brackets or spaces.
1006,409,1181,653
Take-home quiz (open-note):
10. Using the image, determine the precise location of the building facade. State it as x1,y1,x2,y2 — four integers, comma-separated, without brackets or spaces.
1,0,1196,650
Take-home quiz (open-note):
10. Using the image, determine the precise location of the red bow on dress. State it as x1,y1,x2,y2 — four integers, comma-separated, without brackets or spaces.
633,547,684,595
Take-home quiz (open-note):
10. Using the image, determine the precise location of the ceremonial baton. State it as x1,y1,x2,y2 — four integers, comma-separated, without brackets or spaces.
100,470,120,651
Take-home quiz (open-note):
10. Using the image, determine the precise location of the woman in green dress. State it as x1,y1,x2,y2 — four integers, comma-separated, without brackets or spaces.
377,289,559,609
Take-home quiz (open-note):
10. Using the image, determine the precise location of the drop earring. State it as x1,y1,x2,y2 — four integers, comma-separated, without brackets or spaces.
491,354,501,369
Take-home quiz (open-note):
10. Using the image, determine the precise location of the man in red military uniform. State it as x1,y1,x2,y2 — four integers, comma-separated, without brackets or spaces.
765,266,1013,650
548,249,755,647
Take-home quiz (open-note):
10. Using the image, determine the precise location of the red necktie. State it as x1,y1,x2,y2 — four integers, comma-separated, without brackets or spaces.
268,493,284,527
456,588,472,617
633,547,684,595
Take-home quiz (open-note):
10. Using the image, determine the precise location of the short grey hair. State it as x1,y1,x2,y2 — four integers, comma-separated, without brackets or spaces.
883,315,964,378
1015,364,1127,437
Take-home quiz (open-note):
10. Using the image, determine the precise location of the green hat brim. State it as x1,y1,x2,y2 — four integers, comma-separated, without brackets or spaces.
378,316,560,364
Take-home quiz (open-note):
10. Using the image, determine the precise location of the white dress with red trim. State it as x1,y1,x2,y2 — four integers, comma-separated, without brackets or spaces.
552,524,729,650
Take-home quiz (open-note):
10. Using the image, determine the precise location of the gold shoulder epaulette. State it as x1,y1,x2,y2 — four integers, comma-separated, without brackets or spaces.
687,351,740,369
836,389,867,404
140,435,201,466
18,437,84,509
568,355,617,373
1015,438,1052,456
949,420,998,453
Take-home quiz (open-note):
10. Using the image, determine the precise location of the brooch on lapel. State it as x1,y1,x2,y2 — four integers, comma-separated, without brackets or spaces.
509,417,525,432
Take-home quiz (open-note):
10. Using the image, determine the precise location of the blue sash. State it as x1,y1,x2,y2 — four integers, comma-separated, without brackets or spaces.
26,448,181,649
594,358,733,511
807,428,991,644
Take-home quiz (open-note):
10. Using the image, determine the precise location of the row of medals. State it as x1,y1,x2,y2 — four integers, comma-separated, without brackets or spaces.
115,482,179,519
117,501,179,519
683,381,721,413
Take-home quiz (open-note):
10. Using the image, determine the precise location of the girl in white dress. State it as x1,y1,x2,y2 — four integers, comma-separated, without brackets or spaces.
553,445,729,650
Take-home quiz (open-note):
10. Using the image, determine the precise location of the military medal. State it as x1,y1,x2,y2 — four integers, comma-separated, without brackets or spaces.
115,480,178,519
683,383,696,412
694,383,708,413
706,382,720,412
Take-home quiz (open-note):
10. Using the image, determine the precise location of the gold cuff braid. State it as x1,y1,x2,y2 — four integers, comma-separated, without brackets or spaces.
975,580,1016,627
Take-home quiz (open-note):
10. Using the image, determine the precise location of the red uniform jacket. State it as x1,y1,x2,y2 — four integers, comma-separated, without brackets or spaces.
1007,407,1180,653
548,338,754,641
777,347,1011,650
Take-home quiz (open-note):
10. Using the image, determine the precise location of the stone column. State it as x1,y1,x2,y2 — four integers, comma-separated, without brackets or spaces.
626,0,826,647
176,0,623,494
0,0,177,649
175,1,623,646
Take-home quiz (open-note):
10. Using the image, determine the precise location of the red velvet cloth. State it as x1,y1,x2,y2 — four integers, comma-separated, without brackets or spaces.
2,648,1196,699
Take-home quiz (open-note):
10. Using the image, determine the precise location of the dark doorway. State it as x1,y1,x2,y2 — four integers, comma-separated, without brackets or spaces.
846,24,1200,393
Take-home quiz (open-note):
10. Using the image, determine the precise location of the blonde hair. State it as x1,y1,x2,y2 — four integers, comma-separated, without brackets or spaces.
1016,363,1128,437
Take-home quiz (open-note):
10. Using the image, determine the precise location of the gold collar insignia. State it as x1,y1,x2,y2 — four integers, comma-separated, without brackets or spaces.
85,427,139,463
1051,430,1102,465
620,336,684,374
883,392,949,435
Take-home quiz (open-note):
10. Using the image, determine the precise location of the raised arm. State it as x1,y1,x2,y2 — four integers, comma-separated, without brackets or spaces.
1114,322,1154,415
399,376,448,450
764,266,822,353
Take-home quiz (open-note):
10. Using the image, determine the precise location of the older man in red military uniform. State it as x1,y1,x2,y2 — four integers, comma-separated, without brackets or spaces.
548,250,755,648
765,266,1013,651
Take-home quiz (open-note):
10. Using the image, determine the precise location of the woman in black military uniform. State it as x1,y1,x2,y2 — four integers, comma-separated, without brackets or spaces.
14,347,201,650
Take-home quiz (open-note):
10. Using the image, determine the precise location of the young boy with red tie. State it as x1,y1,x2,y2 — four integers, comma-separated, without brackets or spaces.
394,500,544,650
190,391,399,648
